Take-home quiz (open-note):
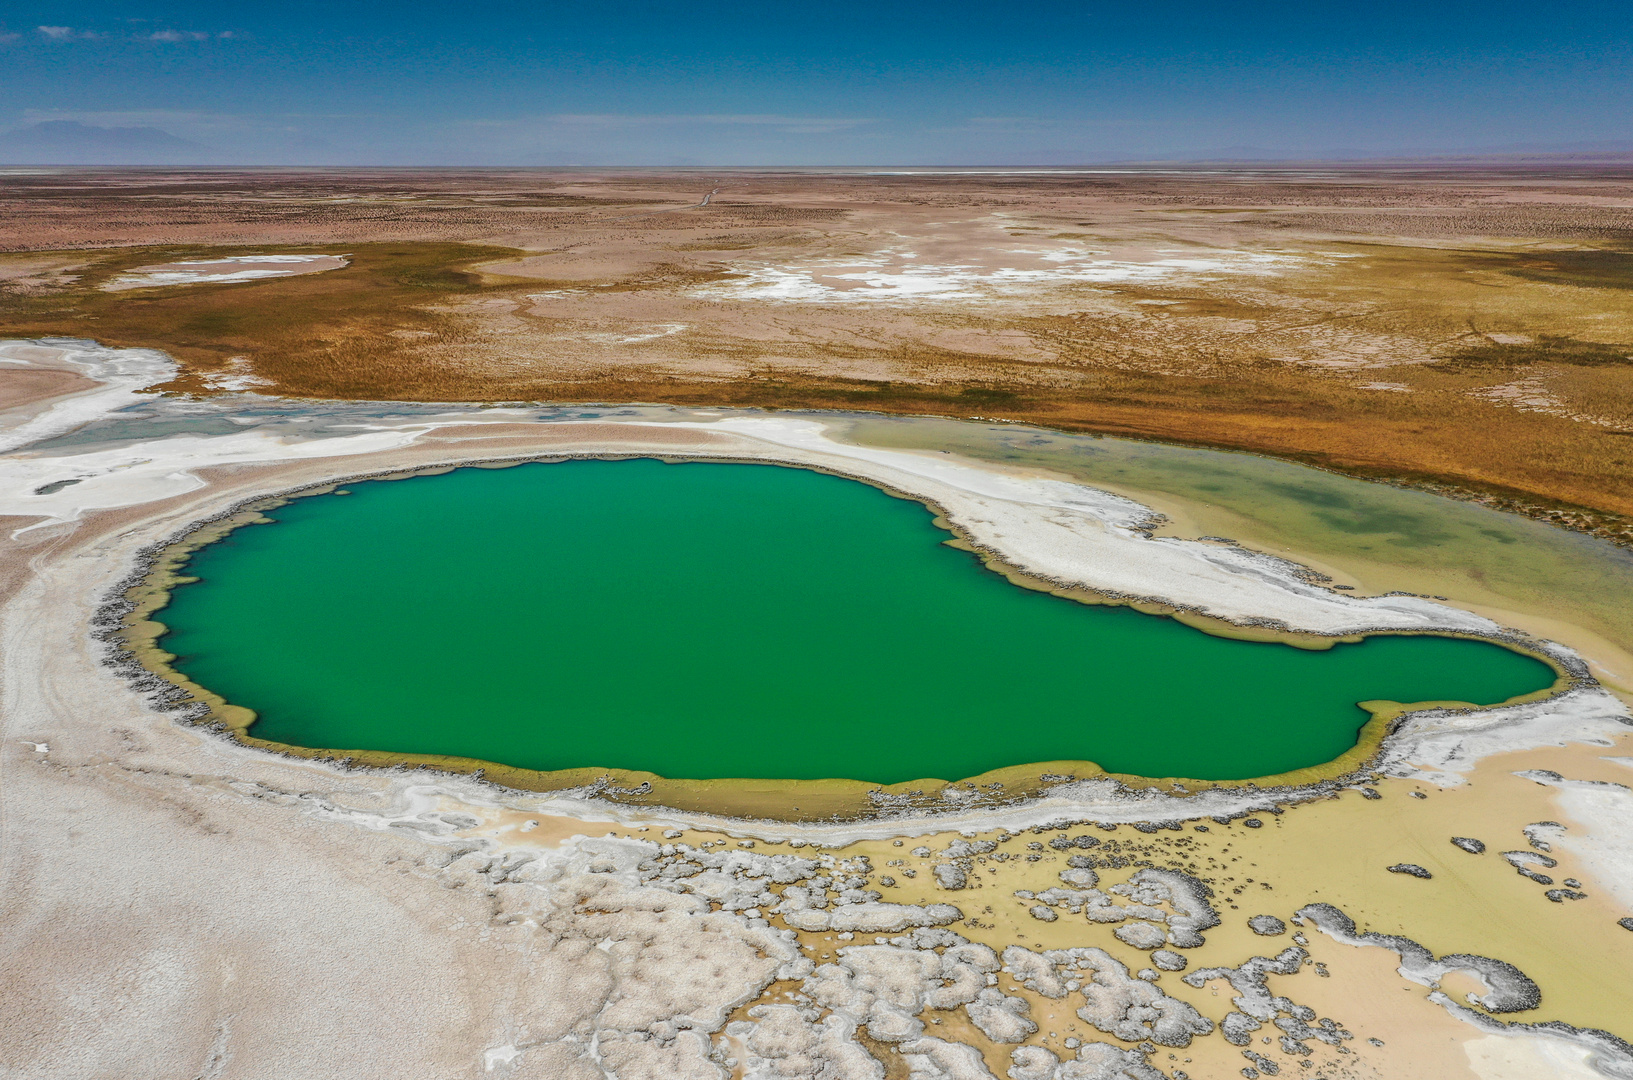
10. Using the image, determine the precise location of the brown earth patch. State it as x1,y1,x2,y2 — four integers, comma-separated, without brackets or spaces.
4,166,1633,546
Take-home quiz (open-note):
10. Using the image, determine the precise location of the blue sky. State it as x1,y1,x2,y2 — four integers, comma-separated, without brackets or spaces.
1,1,1629,164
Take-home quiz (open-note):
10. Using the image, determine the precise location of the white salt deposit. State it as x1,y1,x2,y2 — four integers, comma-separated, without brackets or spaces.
0,339,177,453
1380,688,1632,787
704,249,1302,304
104,254,348,291
1511,765,1633,909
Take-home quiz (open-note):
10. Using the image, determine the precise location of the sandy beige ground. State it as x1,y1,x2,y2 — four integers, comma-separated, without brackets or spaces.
0,367,96,410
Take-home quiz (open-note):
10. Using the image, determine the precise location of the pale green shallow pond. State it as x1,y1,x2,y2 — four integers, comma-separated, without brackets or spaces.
153,459,1554,783
840,416,1633,664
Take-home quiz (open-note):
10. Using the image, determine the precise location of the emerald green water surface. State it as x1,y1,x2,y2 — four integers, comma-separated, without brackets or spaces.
156,459,1555,783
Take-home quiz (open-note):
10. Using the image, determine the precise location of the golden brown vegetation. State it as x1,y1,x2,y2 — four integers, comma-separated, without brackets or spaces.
2,166,1631,543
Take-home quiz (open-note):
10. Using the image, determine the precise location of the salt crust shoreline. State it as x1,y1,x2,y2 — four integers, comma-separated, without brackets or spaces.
5,338,1633,1078
0,337,1620,798
7,336,1626,816
0,339,178,454
93,425,1614,815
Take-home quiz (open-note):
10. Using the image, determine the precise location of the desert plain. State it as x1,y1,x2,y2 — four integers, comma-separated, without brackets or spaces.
1,165,1632,1080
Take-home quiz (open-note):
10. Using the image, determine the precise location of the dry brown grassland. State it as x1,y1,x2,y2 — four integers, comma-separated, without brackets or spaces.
2,165,1631,543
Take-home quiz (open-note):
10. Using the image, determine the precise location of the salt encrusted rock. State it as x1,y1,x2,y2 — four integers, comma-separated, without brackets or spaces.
945,839,998,858
1387,863,1433,879
1436,954,1543,1012
1618,917,1633,932
934,863,969,890
1008,1046,1060,1080
1501,849,1558,871
1029,905,1059,922
1524,822,1565,852
967,987,1038,1042
1059,867,1098,888
1450,837,1486,854
1499,850,1557,885
898,1037,997,1080
933,943,1002,1005
1242,1049,1279,1076
798,939,1003,1050
1183,946,1327,1049
1124,869,1220,948
1297,903,1541,1012
1113,922,1168,950
1068,1042,1166,1079
1248,915,1287,937
782,902,964,934
1242,819,1263,828
739,1006,885,1080
910,927,970,949
1064,948,1214,1047
1001,945,1072,999
912,847,932,857
1035,887,1109,916
1151,950,1187,972
1220,1011,1261,1046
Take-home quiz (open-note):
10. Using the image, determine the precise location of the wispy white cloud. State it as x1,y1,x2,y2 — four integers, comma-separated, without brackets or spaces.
24,24,236,44
0,32,21,44
147,29,236,42
38,25,99,39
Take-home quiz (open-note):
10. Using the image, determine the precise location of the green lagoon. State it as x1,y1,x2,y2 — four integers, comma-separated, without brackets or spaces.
155,459,1556,783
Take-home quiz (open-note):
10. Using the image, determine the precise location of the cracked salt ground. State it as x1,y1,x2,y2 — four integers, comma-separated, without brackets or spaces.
18,732,1633,1080
364,809,1333,1077
1013,867,1221,950
337,774,1633,1077
314,796,1221,1077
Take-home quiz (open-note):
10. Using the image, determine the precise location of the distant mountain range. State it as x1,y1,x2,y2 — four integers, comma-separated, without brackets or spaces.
0,121,211,165
982,141,1633,168
1,120,1629,168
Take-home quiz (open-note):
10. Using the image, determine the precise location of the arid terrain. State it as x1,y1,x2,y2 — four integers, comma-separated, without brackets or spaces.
4,168,1633,1080
2,165,1631,544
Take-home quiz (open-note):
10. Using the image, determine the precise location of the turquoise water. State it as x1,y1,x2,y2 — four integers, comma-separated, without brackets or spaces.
154,459,1556,783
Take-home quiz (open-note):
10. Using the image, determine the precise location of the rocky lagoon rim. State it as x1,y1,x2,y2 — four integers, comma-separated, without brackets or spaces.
104,454,1566,816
